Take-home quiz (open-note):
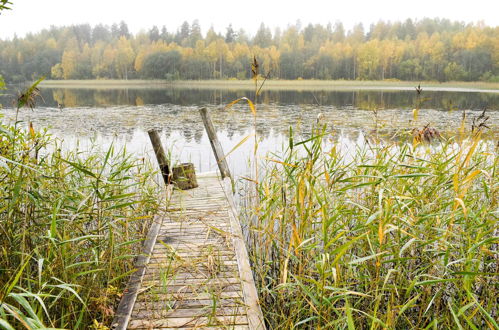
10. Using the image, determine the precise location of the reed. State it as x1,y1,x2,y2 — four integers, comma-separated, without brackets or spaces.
244,123,497,328
0,103,161,328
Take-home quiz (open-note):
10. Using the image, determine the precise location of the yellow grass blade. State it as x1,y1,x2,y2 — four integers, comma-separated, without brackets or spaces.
454,197,468,217
263,157,297,168
218,133,254,163
378,220,384,245
240,176,258,184
412,108,419,121
463,137,480,168
225,97,244,109
29,122,35,139
453,173,460,193
225,97,256,116
462,169,482,186
242,97,256,116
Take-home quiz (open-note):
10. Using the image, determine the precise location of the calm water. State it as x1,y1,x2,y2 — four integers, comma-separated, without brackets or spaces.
1,86,498,177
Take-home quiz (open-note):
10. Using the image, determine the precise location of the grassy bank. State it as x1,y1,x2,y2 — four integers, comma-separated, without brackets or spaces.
0,115,161,328
245,126,498,328
37,79,499,92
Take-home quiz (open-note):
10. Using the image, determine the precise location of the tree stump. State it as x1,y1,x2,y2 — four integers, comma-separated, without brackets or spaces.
172,163,198,190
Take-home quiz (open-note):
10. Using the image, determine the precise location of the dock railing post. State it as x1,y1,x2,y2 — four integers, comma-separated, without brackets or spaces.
199,107,232,181
147,129,170,186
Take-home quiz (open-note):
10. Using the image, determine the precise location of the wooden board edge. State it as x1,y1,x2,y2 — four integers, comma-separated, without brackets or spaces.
221,177,266,330
110,213,164,330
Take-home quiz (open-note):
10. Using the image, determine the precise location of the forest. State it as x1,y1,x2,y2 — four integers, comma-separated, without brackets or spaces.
0,18,498,83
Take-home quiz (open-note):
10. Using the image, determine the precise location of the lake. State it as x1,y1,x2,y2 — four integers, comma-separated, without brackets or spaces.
1,85,498,177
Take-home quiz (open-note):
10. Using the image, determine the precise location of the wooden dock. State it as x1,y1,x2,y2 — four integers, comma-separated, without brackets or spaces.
112,173,265,329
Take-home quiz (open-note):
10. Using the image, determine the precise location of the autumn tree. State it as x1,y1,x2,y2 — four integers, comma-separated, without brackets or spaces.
0,19,497,82
115,36,135,79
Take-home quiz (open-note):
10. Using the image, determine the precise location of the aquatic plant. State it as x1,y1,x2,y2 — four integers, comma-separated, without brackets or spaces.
0,87,161,328
244,121,497,328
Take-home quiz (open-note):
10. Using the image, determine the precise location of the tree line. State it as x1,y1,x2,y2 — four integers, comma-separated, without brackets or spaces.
0,18,498,83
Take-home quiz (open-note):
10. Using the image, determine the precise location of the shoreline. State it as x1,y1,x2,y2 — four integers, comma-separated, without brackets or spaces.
28,79,499,93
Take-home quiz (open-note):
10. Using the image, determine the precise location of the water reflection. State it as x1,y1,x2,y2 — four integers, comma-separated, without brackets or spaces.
1,87,497,178
1,87,498,110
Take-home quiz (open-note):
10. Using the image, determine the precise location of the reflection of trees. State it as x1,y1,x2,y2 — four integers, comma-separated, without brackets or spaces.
194,129,203,143
52,90,64,106
62,90,78,107
182,127,193,142
51,89,79,107
135,96,144,106
226,124,236,139
41,87,499,111
7,88,495,148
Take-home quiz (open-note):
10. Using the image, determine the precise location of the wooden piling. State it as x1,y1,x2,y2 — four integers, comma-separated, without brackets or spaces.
147,129,170,185
199,107,232,180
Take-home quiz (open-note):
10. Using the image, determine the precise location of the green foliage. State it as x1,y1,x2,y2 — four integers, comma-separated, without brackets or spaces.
246,127,498,328
0,0,11,12
444,62,467,81
0,19,497,82
0,74,5,93
141,50,181,79
0,88,160,328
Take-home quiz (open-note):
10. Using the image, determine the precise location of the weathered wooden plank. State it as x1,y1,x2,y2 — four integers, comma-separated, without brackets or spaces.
149,249,235,256
134,298,244,310
157,233,229,239
130,326,249,330
128,315,248,328
156,237,231,244
148,260,239,267
143,271,239,281
133,306,247,318
145,265,239,274
142,276,240,286
137,284,242,295
166,224,228,230
149,256,237,264
158,229,230,235
135,291,244,301
159,224,231,230
129,325,249,330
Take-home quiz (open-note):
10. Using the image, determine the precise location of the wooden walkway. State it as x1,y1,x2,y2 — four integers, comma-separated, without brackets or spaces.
112,173,265,329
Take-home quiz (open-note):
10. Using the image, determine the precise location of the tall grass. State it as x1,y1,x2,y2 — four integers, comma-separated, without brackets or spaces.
244,124,498,328
0,111,160,328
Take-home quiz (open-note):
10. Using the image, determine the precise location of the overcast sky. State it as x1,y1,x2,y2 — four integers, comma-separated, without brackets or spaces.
0,0,497,39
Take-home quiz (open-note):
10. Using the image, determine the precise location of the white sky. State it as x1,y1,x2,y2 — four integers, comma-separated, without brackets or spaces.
0,0,497,39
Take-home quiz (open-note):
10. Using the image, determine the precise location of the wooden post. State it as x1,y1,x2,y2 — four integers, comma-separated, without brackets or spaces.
172,163,198,190
147,129,170,186
199,107,232,180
